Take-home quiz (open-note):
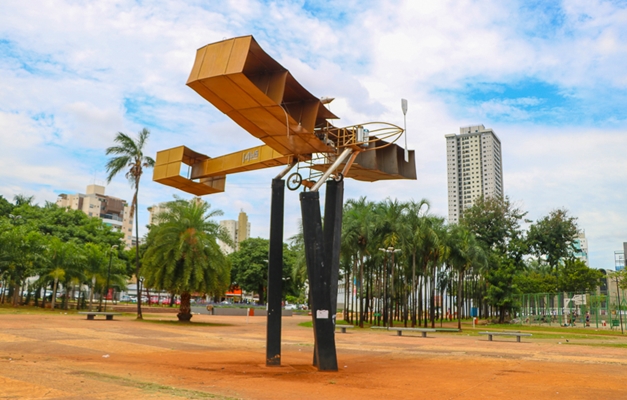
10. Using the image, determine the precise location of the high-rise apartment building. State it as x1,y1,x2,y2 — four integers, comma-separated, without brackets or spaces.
445,125,503,224
573,230,589,266
56,184,133,247
219,210,251,254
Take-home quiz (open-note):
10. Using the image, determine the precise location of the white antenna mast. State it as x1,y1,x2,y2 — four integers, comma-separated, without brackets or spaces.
401,99,408,162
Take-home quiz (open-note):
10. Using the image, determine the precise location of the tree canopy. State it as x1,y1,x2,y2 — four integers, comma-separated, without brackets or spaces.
229,237,299,304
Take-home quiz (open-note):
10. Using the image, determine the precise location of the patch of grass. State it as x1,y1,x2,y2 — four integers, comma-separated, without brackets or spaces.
73,371,237,399
136,318,232,327
0,305,81,315
298,320,367,328
564,342,627,349
473,323,626,338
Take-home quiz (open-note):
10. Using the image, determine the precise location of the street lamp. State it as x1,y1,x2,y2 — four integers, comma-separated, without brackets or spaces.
379,246,402,327
104,244,119,312
614,275,624,334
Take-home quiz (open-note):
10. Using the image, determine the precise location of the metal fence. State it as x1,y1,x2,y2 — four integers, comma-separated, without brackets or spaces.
515,291,627,330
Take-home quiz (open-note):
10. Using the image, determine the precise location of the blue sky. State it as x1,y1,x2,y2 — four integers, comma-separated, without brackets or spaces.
0,0,626,269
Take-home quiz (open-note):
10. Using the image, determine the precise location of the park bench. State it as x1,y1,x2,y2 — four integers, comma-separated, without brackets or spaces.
370,326,444,337
479,331,532,342
335,324,354,333
390,327,437,337
380,327,436,337
78,311,122,321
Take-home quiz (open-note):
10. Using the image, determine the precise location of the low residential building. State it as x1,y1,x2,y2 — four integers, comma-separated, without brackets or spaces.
56,184,133,248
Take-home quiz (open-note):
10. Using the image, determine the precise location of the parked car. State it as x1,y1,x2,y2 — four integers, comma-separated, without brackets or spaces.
284,304,298,310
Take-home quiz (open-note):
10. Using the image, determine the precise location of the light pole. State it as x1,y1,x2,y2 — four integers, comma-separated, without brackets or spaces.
615,275,624,334
379,247,401,327
104,245,118,312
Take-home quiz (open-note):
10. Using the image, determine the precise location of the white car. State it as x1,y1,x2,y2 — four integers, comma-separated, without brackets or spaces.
284,304,298,310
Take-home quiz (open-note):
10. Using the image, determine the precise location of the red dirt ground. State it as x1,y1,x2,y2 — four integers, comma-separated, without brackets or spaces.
1,311,626,399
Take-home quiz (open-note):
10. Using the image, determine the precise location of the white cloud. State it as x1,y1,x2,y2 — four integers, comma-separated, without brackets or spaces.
0,0,626,270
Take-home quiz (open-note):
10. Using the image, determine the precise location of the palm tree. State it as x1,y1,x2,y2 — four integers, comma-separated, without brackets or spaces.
105,128,155,319
342,197,375,327
447,225,487,330
42,237,84,310
402,199,430,326
141,198,231,322
372,199,408,327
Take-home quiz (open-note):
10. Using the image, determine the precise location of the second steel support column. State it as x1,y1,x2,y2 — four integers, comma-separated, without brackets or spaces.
324,180,344,321
300,180,342,372
266,178,285,366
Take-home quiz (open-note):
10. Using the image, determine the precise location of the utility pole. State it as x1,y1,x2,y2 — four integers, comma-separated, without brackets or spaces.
104,245,118,312
616,276,624,334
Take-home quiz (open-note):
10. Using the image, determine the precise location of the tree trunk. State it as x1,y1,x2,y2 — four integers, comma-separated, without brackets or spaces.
134,188,143,320
430,268,436,328
41,284,47,309
51,278,59,310
258,284,265,306
178,292,192,322
457,269,464,331
359,254,364,328
411,252,416,327
12,281,20,306
343,266,349,322
64,282,70,310
34,285,40,307
89,277,95,311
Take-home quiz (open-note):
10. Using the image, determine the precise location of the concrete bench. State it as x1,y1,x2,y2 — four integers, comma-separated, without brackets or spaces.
78,312,122,321
434,328,461,332
390,327,437,337
479,331,532,342
335,324,354,333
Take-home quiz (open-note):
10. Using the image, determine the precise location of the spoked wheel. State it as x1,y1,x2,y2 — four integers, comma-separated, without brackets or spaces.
287,172,303,191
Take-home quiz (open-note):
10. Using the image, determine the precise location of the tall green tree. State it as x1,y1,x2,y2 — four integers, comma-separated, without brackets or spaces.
142,198,230,321
105,128,155,319
557,259,603,293
461,196,527,322
0,196,13,217
514,260,558,294
230,237,298,304
527,208,579,272
0,225,43,306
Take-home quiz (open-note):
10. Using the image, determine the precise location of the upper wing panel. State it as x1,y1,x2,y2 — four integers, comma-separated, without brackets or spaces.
187,35,338,156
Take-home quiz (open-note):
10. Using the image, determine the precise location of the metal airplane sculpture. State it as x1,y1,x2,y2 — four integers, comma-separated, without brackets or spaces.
153,35,416,371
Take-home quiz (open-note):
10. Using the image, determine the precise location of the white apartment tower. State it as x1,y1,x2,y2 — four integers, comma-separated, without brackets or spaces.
446,125,503,224
218,210,251,254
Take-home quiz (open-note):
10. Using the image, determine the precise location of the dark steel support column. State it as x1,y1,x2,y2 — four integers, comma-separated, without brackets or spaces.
300,188,339,372
266,178,285,366
324,180,344,320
